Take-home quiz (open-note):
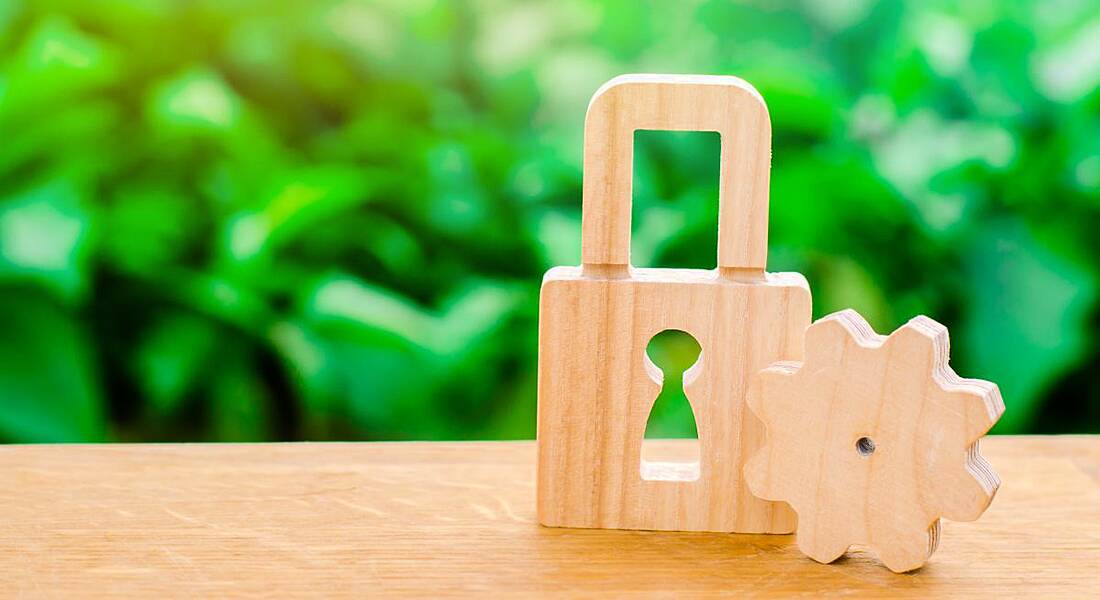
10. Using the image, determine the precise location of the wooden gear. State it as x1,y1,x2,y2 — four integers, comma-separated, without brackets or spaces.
536,74,810,533
744,309,1005,572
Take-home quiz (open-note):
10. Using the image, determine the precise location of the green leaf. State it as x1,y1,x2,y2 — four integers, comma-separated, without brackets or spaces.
210,354,272,442
0,180,93,301
306,274,435,350
0,293,105,442
134,313,220,416
433,282,524,357
100,185,197,275
0,16,120,121
223,165,384,262
1032,18,1100,103
960,220,1097,432
148,68,243,133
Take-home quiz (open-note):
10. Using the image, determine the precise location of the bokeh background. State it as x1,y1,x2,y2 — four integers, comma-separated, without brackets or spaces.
0,0,1097,443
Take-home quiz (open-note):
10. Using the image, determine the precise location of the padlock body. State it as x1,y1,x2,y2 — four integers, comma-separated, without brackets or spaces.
537,266,811,532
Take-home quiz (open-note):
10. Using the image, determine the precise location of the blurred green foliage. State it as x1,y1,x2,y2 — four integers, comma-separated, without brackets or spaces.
0,0,1098,442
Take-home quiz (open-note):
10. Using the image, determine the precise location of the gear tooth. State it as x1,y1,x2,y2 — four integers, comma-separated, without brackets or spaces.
833,308,879,341
795,520,851,565
976,381,1006,431
906,314,948,335
764,360,802,375
941,443,1000,522
965,443,1001,499
743,450,772,499
750,361,801,424
885,315,950,368
874,523,937,573
830,308,865,324
937,376,1005,442
805,312,867,366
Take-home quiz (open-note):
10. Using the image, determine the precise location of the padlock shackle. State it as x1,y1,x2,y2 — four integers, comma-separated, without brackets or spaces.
580,74,772,274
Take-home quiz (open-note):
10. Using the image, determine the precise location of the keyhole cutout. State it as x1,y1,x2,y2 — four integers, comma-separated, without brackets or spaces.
640,329,702,482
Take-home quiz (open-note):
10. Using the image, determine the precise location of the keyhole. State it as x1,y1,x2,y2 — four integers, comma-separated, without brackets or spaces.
640,329,702,482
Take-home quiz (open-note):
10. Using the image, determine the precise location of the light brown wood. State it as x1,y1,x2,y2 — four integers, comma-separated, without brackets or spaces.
581,74,772,271
745,309,1005,572
0,438,1097,597
538,74,809,532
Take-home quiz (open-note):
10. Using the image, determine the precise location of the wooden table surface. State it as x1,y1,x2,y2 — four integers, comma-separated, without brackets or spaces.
2,436,1098,598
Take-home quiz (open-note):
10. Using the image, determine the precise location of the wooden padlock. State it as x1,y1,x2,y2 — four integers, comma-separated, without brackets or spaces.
537,74,811,533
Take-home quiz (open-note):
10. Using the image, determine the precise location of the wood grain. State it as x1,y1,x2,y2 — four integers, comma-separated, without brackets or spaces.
745,310,1005,572
580,74,772,271
538,270,809,532
0,437,1097,597
538,74,810,533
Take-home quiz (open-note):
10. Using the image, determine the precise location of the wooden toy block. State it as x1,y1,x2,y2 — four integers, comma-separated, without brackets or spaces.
536,74,811,533
744,309,1005,572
